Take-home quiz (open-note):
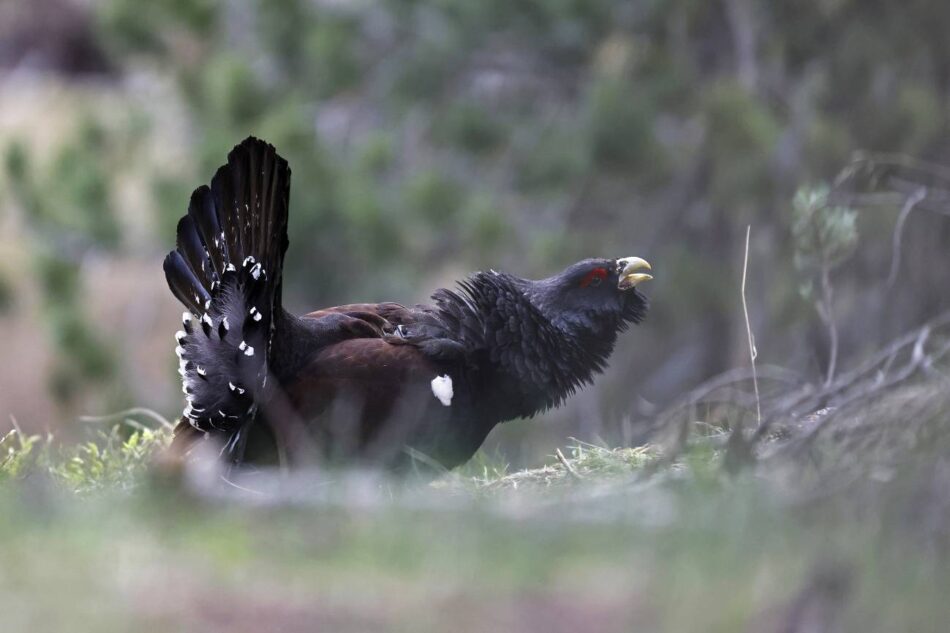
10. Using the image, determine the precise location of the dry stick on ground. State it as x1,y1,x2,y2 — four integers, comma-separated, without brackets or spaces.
648,166,950,468
637,365,804,471
779,329,943,458
555,448,584,480
762,310,950,428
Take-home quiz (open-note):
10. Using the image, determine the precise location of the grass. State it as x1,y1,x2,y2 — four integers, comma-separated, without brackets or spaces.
0,423,168,493
2,386,950,632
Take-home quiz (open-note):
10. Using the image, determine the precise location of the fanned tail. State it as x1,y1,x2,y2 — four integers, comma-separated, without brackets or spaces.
162,137,290,462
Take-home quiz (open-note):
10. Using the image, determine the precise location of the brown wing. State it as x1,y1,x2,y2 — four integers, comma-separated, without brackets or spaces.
302,302,423,337
281,337,452,466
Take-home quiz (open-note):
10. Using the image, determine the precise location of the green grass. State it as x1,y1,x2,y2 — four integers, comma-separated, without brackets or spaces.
1,423,168,493
2,397,950,632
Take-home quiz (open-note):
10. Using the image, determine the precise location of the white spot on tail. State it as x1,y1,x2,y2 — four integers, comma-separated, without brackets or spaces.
250,263,262,280
431,375,453,406
222,316,230,331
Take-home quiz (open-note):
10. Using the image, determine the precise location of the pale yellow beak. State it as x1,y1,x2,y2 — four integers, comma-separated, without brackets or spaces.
616,257,653,290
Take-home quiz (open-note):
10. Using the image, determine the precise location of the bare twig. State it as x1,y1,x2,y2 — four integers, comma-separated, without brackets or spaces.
817,260,838,388
555,448,584,480
741,225,762,429
887,186,927,287
8,415,24,437
843,152,950,188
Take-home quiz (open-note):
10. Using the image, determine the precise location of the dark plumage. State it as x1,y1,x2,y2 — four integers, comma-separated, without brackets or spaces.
164,137,652,472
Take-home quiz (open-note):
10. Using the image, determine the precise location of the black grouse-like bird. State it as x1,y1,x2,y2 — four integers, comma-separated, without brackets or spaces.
164,137,652,472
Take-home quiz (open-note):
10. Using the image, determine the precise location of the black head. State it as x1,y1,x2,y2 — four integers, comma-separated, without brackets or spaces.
526,256,651,346
430,256,652,416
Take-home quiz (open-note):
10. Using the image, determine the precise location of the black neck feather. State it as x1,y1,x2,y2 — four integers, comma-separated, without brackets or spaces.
432,272,621,417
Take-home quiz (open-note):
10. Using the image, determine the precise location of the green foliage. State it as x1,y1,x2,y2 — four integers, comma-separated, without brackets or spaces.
2,119,126,407
0,424,169,492
432,102,507,155
403,169,464,228
704,82,781,205
198,55,269,129
515,125,589,193
0,270,13,314
302,15,363,98
792,184,858,298
459,194,512,256
393,42,462,103
5,119,121,251
585,78,660,174
51,427,168,493
38,253,116,399
0,429,43,481
97,0,217,55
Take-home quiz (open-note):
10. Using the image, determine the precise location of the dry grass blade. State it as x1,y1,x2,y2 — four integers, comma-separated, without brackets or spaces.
741,224,761,430
79,408,175,431
555,448,584,480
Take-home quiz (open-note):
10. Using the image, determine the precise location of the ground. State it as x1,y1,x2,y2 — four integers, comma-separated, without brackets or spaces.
2,415,949,633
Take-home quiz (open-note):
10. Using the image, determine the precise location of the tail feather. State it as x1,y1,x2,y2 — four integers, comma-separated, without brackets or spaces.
188,185,227,279
163,250,211,314
175,214,214,292
163,137,291,459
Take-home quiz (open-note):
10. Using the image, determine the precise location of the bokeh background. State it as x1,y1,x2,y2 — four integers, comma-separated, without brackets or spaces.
1,0,949,466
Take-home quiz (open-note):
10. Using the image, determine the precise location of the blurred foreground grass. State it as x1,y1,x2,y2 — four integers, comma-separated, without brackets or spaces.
2,392,950,633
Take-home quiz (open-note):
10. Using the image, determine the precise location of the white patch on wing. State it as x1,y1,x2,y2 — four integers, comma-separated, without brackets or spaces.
430,375,454,406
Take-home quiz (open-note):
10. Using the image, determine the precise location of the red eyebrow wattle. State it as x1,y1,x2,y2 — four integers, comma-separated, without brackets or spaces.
580,267,608,287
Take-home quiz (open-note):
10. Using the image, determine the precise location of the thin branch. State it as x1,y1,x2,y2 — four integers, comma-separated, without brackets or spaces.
817,260,838,388
887,187,927,288
842,152,950,188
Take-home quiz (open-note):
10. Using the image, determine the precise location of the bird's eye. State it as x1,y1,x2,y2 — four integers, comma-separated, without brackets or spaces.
579,267,608,288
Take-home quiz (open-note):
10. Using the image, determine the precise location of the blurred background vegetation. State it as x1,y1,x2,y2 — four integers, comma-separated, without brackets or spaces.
1,0,949,466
